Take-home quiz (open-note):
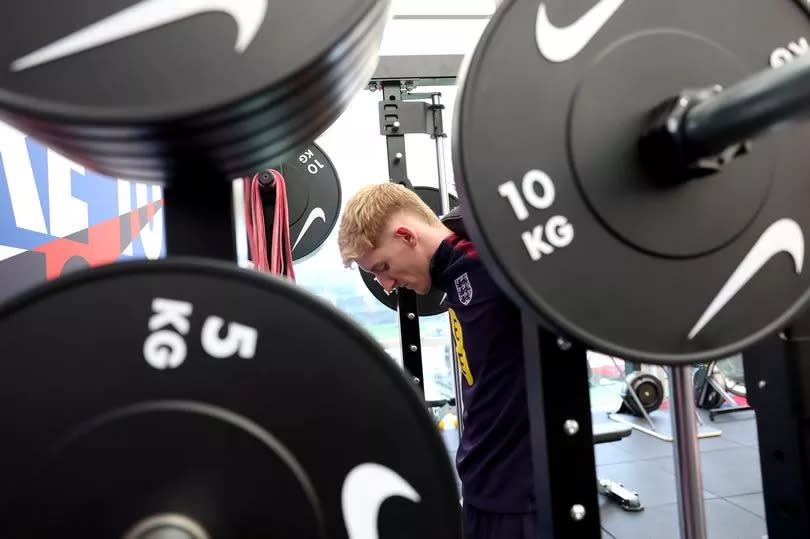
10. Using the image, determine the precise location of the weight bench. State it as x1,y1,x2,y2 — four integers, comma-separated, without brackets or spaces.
594,422,643,512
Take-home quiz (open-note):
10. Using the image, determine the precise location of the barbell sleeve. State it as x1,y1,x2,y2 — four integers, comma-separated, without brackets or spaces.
682,52,810,160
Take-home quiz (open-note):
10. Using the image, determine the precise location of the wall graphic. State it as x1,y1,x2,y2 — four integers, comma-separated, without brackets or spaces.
0,122,166,304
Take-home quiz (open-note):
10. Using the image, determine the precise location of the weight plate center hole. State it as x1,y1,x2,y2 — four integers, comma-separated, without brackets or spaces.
123,514,209,539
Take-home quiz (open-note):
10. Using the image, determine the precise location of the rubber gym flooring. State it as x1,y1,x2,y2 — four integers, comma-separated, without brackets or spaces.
441,390,766,538
593,406,765,539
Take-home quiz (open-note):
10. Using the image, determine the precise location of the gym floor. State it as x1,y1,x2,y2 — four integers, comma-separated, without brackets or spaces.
442,385,766,538
594,407,765,539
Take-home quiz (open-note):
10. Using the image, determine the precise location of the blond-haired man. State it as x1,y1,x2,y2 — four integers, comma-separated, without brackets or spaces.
339,183,536,539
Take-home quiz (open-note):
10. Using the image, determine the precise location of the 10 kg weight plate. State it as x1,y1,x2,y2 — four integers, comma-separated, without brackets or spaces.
454,0,810,363
0,260,461,538
268,143,342,262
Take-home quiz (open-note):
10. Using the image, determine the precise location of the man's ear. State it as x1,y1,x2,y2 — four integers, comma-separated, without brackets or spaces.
394,226,417,246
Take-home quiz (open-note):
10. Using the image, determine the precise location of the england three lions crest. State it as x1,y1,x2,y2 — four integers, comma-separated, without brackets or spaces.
455,273,473,305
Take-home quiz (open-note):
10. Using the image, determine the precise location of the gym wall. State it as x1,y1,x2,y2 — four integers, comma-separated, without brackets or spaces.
0,121,166,305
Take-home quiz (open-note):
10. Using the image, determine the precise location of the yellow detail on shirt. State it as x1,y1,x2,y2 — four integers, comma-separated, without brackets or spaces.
448,308,474,386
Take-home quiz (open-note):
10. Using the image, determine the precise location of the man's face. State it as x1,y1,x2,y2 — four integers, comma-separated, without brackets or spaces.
356,228,432,295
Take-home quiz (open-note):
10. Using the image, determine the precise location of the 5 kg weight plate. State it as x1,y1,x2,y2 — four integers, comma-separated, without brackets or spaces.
0,260,461,538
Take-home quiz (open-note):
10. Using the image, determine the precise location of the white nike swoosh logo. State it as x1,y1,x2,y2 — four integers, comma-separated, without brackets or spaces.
11,0,268,72
536,0,625,63
341,463,421,539
688,219,805,340
292,207,326,251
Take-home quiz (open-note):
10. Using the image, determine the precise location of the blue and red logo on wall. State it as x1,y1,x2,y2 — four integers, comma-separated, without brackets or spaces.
0,121,166,304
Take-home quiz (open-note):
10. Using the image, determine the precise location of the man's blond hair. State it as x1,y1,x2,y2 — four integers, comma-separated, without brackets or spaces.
338,182,442,267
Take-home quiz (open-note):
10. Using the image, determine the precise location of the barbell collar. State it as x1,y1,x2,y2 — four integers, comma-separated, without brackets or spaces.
640,51,810,183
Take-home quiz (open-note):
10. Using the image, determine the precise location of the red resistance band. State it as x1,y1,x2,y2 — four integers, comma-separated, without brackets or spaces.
244,169,296,281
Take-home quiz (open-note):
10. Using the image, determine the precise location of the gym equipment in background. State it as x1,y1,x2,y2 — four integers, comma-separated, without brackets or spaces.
244,168,295,278
605,358,720,443
243,142,342,273
593,423,643,513
617,366,665,418
271,143,342,263
365,84,466,434
694,355,752,420
609,366,722,443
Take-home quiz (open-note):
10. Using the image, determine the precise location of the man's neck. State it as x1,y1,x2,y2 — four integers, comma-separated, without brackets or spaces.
424,224,456,259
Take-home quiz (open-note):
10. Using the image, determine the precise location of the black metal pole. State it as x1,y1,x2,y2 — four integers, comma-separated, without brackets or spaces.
381,80,425,396
162,178,237,261
682,52,810,159
522,313,600,538
744,309,810,539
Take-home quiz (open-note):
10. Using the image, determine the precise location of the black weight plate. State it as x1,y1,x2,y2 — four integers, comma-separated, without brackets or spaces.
53,40,380,183
361,186,459,317
1,15,385,184
0,0,391,183
23,37,381,183
10,1,387,150
454,0,810,363
0,0,385,122
0,260,461,539
269,143,342,262
8,30,372,163
6,402,326,537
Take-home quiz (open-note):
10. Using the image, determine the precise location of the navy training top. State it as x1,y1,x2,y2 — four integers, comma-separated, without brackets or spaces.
430,233,535,513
